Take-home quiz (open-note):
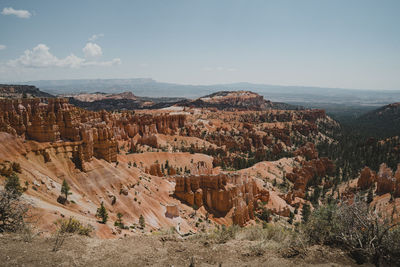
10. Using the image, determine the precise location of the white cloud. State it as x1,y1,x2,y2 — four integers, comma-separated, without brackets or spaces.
1,7,31,19
7,44,120,69
83,42,102,58
88,33,104,42
83,58,121,67
0,45,6,50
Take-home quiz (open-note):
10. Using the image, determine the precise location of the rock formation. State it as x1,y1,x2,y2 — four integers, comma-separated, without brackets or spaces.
286,157,335,197
0,98,186,165
174,173,269,226
357,167,376,190
376,163,400,197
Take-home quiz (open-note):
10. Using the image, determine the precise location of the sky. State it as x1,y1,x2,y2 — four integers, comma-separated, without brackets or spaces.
0,0,399,90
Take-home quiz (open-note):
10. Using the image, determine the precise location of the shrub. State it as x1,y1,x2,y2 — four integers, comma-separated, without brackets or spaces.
139,214,145,229
212,225,240,243
114,212,125,229
53,217,93,251
301,203,311,223
5,173,23,196
248,241,266,256
0,189,28,233
257,207,271,222
61,179,71,201
303,203,339,245
11,162,22,173
303,198,400,265
54,217,93,236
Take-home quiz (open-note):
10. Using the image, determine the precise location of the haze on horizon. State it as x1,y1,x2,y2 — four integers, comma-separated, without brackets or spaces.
0,0,399,91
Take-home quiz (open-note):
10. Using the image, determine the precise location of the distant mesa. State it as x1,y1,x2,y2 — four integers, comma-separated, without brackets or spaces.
65,91,138,102
177,90,301,111
0,84,54,98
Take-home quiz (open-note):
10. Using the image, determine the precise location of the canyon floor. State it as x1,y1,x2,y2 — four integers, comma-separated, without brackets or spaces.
0,233,367,267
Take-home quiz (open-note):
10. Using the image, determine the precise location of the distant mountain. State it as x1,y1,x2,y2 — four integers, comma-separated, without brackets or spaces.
20,79,400,108
0,84,54,98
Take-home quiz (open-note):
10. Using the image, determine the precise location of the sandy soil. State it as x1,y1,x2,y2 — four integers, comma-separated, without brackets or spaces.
0,234,368,267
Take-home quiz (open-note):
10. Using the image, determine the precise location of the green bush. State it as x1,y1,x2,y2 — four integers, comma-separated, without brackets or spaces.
303,199,400,265
54,217,94,236
212,225,241,243
5,173,23,196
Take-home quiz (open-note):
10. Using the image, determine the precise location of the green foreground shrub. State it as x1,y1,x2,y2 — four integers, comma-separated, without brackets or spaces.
303,199,400,266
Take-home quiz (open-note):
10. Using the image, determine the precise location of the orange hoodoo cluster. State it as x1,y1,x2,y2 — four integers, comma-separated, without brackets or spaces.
0,98,186,164
356,164,400,198
174,173,269,226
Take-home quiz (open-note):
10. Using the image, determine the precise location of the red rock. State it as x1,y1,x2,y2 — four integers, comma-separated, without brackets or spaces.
357,167,376,190
174,173,268,226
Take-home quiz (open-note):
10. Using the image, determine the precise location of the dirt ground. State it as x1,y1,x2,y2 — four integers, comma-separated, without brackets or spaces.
0,233,370,267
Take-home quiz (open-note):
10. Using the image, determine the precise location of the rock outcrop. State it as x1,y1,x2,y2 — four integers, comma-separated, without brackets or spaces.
357,167,376,190
180,91,300,111
0,98,186,164
376,163,400,197
286,157,335,197
174,173,268,226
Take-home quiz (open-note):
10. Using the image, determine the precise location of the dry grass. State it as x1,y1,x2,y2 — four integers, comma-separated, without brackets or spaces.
0,232,362,267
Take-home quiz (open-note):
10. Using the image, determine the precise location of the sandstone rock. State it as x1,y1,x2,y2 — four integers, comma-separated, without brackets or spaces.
0,98,186,164
376,163,400,197
165,205,179,218
357,167,376,190
174,173,268,226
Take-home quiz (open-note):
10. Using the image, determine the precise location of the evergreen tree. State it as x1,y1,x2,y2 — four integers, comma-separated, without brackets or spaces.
114,212,124,228
139,214,145,229
96,202,108,224
5,173,22,197
61,179,71,200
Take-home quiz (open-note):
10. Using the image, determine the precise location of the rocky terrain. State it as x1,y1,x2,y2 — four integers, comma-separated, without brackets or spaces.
0,86,400,266
0,233,365,266
0,89,340,235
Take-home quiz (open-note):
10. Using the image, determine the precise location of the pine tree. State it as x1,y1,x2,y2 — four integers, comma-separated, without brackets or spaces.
139,214,145,229
5,173,22,197
114,212,124,228
96,202,108,224
61,179,71,200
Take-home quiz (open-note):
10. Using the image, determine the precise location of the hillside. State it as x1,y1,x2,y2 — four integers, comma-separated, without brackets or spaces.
354,102,400,138
0,93,337,234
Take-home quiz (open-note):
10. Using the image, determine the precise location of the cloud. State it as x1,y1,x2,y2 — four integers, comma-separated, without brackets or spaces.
1,7,31,19
88,33,104,42
83,42,102,58
7,44,120,68
0,45,6,50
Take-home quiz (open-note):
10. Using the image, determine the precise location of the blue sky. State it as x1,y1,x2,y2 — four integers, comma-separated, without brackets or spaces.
0,0,399,90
